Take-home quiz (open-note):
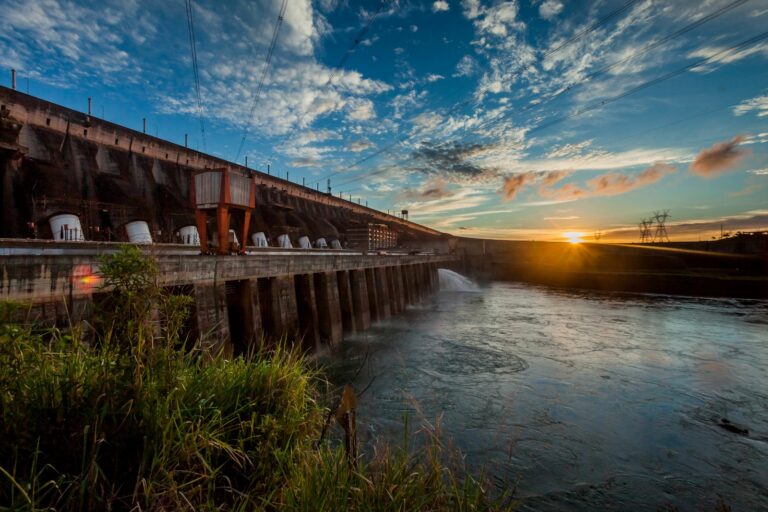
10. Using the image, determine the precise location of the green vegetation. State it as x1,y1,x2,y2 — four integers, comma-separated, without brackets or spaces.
0,246,509,511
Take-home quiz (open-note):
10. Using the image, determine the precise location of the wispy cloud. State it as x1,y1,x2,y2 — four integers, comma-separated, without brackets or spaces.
733,93,768,118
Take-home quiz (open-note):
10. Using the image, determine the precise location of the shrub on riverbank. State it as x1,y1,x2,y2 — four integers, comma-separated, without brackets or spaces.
0,247,509,511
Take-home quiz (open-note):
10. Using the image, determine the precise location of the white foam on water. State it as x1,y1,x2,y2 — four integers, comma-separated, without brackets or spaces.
438,268,480,292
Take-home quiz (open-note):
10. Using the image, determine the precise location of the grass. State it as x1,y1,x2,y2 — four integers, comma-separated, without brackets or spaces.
0,246,510,511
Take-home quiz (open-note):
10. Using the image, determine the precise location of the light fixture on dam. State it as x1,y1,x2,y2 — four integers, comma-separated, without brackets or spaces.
191,167,256,255
298,236,311,249
316,237,328,249
277,234,293,248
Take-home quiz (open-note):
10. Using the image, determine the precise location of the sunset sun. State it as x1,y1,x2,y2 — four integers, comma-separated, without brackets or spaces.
564,232,585,244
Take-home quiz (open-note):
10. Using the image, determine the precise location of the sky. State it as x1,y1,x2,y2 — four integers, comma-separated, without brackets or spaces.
1,0,767,242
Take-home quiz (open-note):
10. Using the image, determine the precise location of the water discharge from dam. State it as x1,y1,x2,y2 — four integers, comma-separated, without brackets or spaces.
325,281,768,511
437,268,481,292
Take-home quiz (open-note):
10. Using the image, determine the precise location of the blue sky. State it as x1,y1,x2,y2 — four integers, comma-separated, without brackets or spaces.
1,0,767,241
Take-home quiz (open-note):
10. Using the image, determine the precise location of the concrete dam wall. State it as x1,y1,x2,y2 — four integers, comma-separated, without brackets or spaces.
0,86,447,250
0,87,460,351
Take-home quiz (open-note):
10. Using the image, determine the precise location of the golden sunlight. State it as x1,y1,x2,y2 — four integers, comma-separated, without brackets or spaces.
564,232,585,244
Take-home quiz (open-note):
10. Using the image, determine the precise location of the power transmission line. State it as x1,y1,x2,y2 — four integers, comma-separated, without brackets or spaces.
314,0,649,186
524,0,752,119
400,0,754,169
234,0,288,163
273,0,391,187
332,29,768,188
184,0,207,152
529,29,768,135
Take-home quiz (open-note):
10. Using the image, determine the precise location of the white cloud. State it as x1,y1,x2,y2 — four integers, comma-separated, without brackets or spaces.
390,90,427,119
688,42,768,73
347,98,376,121
347,138,375,152
733,93,768,118
539,0,563,20
432,1,450,13
453,55,477,77
546,140,594,159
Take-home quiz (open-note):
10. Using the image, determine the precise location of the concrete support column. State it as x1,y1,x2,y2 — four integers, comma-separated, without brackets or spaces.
262,275,299,341
416,263,429,300
374,267,391,319
246,279,263,341
385,267,399,315
349,269,371,330
194,282,232,355
403,264,416,305
393,265,406,310
337,270,357,333
314,272,343,347
365,267,380,322
294,274,320,350
236,279,262,352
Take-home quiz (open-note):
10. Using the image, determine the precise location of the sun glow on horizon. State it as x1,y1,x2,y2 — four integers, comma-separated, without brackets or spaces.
564,232,585,244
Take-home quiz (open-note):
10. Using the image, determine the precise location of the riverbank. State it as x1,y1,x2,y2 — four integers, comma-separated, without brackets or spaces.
457,240,768,298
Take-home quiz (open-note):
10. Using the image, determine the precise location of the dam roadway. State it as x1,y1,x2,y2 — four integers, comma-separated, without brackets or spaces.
1,239,455,353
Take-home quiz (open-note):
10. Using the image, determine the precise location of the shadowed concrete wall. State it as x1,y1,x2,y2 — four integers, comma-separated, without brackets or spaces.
0,87,450,249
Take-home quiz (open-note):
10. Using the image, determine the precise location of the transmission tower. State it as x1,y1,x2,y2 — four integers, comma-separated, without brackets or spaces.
652,210,670,243
639,218,652,243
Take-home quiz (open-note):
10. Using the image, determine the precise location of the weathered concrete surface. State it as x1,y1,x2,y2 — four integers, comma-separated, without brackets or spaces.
349,269,371,331
365,268,380,322
194,282,231,355
336,269,357,334
0,86,449,250
313,271,343,347
374,267,391,320
0,241,455,303
294,273,320,349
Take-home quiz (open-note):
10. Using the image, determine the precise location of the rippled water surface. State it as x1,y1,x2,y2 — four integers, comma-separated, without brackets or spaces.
325,281,768,511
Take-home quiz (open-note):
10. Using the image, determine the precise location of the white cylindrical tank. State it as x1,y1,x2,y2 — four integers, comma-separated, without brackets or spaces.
50,214,85,241
277,234,292,248
211,230,239,247
315,237,328,248
178,225,200,245
298,236,311,249
252,232,268,247
125,220,153,244
331,239,342,250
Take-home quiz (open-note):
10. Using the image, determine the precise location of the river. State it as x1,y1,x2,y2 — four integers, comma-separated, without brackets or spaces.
323,277,768,511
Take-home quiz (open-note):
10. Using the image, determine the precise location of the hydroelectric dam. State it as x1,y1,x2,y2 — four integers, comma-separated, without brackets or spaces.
0,86,457,353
